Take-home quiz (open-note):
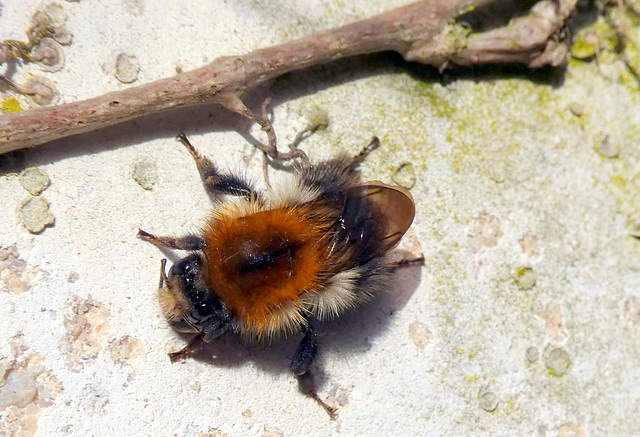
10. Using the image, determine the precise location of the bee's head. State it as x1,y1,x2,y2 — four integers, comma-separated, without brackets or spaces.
167,254,205,304
158,255,230,339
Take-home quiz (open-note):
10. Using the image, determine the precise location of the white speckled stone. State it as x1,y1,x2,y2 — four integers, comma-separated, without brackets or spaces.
1,1,640,436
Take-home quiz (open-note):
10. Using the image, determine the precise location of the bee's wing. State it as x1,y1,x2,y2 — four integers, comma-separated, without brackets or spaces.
358,181,415,252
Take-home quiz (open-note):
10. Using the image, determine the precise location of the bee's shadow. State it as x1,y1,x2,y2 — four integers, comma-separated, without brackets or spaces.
171,258,423,389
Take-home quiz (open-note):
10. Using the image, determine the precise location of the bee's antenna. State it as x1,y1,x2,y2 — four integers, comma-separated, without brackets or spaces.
159,258,168,288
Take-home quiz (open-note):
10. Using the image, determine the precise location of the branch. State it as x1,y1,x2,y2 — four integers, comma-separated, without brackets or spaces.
0,0,577,155
451,0,578,68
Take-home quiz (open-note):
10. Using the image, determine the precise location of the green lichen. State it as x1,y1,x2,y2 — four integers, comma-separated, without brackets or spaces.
1,97,23,113
590,16,619,55
412,81,457,119
19,168,51,195
571,37,597,60
611,175,627,189
546,348,571,376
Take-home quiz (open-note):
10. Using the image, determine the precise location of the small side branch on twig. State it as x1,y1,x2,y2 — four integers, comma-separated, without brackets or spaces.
0,0,577,155
603,0,640,81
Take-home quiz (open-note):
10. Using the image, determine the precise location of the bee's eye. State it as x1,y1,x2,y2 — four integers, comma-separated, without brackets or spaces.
190,302,214,323
188,288,206,303
168,254,208,303
169,254,202,278
185,294,228,326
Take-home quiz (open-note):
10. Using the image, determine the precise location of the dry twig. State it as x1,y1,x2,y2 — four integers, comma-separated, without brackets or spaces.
0,0,577,155
604,0,640,81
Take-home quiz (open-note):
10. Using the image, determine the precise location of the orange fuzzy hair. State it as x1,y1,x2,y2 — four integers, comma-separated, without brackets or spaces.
202,205,326,335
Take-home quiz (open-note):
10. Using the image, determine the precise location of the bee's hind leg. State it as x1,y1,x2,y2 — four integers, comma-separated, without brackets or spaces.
388,255,425,270
290,320,338,420
296,371,338,420
290,321,319,376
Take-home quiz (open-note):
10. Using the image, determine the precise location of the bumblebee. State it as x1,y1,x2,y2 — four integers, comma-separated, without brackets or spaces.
138,133,419,417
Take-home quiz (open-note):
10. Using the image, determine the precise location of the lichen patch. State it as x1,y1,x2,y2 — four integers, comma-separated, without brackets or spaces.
19,196,55,234
409,321,432,350
624,296,640,326
62,296,111,372
19,168,51,196
325,384,351,409
546,348,571,377
558,421,586,437
0,246,41,294
131,159,159,190
519,234,541,258
471,210,503,249
108,335,142,365
537,303,568,342
0,337,63,437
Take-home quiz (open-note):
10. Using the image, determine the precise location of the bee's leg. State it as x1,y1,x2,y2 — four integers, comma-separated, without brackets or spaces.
168,334,205,363
291,321,338,419
275,122,327,166
347,136,381,171
388,255,425,270
290,321,318,375
262,118,327,186
219,94,277,158
137,229,204,250
297,372,338,420
176,132,258,199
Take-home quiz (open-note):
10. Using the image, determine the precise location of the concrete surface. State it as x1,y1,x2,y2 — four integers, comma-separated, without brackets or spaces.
1,1,639,436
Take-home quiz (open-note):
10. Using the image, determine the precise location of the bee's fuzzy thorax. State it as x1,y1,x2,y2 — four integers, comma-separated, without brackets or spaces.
202,202,328,336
